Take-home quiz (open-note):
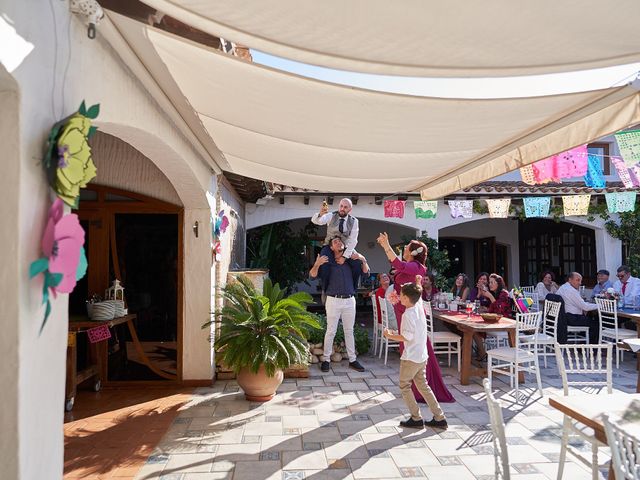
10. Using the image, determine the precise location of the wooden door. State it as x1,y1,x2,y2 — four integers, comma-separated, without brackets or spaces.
474,237,496,276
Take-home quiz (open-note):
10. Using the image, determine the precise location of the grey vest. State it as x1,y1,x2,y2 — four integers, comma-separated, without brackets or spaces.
323,212,355,245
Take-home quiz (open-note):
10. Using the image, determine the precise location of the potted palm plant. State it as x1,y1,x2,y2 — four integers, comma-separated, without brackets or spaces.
206,275,320,401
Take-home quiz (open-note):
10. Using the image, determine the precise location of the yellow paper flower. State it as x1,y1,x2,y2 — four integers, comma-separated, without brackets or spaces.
55,113,97,206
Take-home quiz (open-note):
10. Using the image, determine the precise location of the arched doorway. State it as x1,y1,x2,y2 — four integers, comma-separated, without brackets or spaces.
69,184,183,383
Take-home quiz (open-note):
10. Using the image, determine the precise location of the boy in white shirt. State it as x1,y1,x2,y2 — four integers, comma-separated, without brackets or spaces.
383,276,447,429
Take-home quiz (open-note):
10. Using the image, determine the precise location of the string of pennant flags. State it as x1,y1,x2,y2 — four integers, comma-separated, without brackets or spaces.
383,192,637,220
519,131,640,187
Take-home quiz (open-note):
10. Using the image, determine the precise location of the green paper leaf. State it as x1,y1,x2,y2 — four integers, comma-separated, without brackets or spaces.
78,101,87,116
88,125,98,138
76,247,88,281
29,258,49,278
86,104,100,119
40,300,52,334
47,272,64,288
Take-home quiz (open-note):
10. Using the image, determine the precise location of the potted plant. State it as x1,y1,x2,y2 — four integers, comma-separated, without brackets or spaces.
206,275,320,401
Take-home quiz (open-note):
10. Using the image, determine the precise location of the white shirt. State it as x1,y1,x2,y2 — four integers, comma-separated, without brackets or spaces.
557,282,598,315
535,281,557,302
311,212,359,258
612,276,640,305
400,299,428,363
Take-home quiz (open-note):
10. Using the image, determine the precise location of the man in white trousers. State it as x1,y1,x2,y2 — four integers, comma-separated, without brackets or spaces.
310,236,369,372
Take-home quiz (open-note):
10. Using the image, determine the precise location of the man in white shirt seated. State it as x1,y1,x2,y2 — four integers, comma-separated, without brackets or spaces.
557,272,599,344
612,265,640,306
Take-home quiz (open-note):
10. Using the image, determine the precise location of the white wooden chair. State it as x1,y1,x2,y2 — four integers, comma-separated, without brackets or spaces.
371,294,381,355
483,378,510,480
522,286,535,295
425,301,461,371
526,299,561,367
602,413,640,480
378,298,400,365
555,343,613,480
487,311,543,404
528,292,540,312
596,297,636,368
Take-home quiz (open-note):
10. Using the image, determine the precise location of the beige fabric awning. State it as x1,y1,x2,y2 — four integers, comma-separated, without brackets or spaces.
139,0,640,77
107,12,640,199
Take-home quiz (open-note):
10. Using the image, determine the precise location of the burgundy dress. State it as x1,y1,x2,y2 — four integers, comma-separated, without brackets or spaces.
391,258,455,403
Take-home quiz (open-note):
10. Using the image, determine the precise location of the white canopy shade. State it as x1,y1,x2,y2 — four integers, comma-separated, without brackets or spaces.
140,0,640,77
108,12,640,199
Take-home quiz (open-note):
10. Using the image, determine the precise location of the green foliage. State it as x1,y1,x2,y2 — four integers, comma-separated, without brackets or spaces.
605,206,640,276
205,275,321,377
246,221,317,293
305,315,370,356
401,231,452,291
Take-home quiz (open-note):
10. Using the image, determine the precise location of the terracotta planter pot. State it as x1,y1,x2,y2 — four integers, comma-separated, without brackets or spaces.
236,366,284,402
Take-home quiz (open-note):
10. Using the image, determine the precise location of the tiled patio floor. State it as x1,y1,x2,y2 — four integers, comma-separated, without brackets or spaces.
128,351,638,480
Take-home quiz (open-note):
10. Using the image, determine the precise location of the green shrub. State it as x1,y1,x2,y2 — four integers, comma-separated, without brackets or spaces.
306,315,371,355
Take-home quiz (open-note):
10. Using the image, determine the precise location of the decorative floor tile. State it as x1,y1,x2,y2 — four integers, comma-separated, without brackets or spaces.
437,455,462,466
399,467,425,478
242,435,261,444
543,452,561,462
376,426,397,434
260,451,281,461
266,416,282,422
341,434,362,441
303,442,323,451
367,449,391,458
173,418,192,425
512,463,540,474
300,409,316,416
506,437,529,445
471,445,494,455
283,472,305,480
146,454,169,464
352,414,370,421
475,475,496,480
438,431,461,439
283,428,301,435
320,421,337,428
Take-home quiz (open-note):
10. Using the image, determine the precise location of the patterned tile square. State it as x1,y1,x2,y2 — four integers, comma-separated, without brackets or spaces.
438,431,461,439
242,436,261,444
399,467,425,478
173,418,191,425
367,449,390,458
146,454,169,464
266,416,282,422
283,428,301,435
303,442,322,451
437,456,462,466
505,437,529,445
351,414,370,421
260,451,281,461
512,463,540,474
341,434,362,441
471,445,494,455
376,426,397,434
300,409,316,416
282,472,305,480
543,452,561,462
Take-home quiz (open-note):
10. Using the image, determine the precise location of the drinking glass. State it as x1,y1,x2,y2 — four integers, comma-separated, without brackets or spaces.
465,302,473,319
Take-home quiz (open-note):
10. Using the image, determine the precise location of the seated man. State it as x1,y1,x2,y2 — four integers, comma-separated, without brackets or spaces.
612,265,640,306
311,198,359,260
591,269,612,299
557,272,599,344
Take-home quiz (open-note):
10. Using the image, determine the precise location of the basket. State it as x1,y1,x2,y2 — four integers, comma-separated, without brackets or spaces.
480,313,501,323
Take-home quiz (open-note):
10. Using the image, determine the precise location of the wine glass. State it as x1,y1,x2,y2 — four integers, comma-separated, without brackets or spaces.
465,301,473,319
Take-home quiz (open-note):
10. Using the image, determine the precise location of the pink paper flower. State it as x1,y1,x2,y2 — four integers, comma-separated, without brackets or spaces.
41,198,85,293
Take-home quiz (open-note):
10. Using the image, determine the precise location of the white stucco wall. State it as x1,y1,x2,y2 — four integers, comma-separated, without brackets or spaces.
1,1,218,477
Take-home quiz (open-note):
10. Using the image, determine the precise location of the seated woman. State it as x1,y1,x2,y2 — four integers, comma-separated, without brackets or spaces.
375,272,398,330
474,273,512,360
421,272,439,302
468,272,491,307
451,273,470,302
535,270,559,308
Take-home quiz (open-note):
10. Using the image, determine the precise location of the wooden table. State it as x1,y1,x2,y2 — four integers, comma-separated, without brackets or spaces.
549,393,640,479
432,310,518,385
66,314,135,411
617,308,640,392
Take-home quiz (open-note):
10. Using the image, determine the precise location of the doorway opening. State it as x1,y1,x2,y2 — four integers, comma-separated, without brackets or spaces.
69,185,183,383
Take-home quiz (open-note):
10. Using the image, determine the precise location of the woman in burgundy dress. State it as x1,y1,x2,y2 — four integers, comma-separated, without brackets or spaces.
377,232,455,403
